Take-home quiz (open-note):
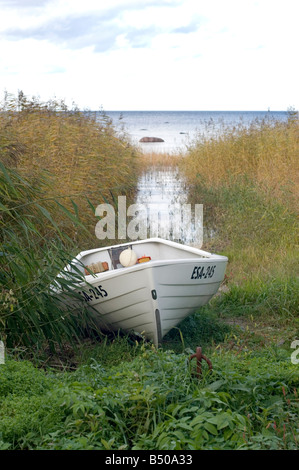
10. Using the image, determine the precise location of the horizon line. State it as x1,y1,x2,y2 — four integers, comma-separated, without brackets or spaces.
97,109,289,113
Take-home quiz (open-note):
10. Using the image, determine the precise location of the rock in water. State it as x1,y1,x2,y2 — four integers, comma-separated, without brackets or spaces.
139,137,164,142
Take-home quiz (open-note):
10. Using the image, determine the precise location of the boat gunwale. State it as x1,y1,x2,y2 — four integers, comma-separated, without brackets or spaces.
76,256,228,287
77,237,217,259
63,238,228,287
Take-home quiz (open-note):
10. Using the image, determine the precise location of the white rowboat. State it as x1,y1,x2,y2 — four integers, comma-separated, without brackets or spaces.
61,238,228,346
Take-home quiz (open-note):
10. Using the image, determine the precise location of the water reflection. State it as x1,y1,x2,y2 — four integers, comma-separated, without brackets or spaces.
137,168,187,206
135,168,204,246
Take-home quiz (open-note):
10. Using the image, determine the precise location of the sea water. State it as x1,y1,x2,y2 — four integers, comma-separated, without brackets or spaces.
104,110,288,154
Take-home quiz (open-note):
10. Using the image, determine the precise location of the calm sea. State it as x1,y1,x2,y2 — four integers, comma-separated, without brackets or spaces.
104,110,288,153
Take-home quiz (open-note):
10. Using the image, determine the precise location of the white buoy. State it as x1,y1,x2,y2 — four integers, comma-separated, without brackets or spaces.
119,248,138,267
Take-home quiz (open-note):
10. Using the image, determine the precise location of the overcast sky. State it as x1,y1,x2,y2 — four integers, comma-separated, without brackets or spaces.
0,0,298,111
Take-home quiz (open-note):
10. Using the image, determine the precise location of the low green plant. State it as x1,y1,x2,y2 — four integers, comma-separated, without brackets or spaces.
163,311,232,352
0,339,297,450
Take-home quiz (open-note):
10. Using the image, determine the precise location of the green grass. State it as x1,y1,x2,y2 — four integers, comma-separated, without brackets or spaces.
0,336,298,450
184,177,299,282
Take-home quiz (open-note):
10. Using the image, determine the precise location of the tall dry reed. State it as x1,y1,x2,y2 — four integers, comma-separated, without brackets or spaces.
0,92,140,247
181,115,299,209
180,113,299,283
139,151,182,170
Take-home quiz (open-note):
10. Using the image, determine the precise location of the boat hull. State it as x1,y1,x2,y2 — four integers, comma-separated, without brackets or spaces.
60,239,228,346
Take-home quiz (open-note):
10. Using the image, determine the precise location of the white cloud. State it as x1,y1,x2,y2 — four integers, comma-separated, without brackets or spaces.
0,0,298,110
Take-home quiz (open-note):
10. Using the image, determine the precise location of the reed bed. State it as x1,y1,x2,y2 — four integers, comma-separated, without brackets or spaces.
0,92,140,349
182,114,299,209
139,150,182,170
175,113,299,358
0,161,102,349
180,114,299,282
0,92,139,248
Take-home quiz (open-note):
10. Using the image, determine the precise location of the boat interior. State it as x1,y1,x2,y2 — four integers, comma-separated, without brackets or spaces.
74,239,210,276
